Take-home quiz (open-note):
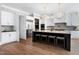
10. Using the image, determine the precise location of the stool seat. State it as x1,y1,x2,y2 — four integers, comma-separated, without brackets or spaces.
41,35,47,37
36,34,40,36
41,35,47,43
48,35,56,46
34,34,40,42
56,37,65,40
48,36,55,38
56,36,65,48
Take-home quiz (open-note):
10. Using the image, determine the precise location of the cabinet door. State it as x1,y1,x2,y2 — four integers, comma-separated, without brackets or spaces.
1,33,9,44
1,11,8,25
8,13,14,25
71,14,79,26
9,32,16,42
1,32,17,45
1,11,14,25
68,13,79,26
71,31,79,38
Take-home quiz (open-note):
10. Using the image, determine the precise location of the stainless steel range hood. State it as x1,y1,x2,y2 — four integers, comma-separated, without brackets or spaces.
54,22,76,31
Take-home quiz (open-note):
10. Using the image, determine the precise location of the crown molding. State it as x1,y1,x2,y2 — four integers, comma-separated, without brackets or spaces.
1,5,29,15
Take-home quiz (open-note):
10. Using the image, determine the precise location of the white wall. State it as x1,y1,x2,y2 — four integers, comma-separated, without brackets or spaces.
0,8,1,42
14,13,19,41
19,15,26,40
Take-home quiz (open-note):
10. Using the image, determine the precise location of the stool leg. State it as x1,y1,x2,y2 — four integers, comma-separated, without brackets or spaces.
40,36,42,43
55,39,58,46
48,38,50,44
54,38,55,46
64,39,65,49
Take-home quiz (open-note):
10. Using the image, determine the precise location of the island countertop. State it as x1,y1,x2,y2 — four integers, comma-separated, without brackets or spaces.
33,30,70,34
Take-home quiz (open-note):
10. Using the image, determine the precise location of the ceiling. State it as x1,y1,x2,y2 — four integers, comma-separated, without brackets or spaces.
1,3,59,15
1,3,79,16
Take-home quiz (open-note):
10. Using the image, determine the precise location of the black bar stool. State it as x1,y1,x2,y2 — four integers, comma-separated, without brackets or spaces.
56,37,65,48
41,35,48,43
48,35,56,46
35,34,40,42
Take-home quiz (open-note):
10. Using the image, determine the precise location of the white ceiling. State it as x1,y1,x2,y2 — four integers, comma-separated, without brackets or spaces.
1,3,79,16
1,3,59,15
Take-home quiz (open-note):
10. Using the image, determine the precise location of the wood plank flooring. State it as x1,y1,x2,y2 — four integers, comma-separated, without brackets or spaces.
0,38,79,55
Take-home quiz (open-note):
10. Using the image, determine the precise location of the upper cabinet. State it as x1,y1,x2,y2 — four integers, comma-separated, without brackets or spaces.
1,11,14,25
70,12,79,26
66,12,79,26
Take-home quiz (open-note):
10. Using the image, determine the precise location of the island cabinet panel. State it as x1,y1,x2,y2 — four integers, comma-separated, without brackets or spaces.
32,31,71,51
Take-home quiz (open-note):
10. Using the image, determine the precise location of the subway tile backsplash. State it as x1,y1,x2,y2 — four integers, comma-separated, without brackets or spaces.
1,26,15,31
47,23,79,31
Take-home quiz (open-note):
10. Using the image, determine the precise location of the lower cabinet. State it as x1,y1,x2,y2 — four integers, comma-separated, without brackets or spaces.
70,31,79,39
0,32,17,45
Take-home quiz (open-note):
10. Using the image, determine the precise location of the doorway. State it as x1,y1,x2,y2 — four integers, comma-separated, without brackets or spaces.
26,20,33,38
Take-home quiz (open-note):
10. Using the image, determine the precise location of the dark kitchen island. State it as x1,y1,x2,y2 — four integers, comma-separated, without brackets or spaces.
32,30,71,51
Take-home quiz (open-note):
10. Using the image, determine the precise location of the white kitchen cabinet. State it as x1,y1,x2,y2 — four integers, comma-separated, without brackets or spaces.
70,31,79,39
1,11,14,25
71,13,79,26
0,32,17,45
67,12,79,26
1,32,9,44
9,32,17,42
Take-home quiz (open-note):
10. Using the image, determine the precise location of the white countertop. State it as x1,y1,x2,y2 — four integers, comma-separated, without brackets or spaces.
33,30,70,34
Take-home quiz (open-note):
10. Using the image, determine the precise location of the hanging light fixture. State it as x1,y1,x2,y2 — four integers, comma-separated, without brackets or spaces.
55,3,64,19
40,4,49,20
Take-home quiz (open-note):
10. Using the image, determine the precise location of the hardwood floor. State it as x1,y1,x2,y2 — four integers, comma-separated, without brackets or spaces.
0,38,79,55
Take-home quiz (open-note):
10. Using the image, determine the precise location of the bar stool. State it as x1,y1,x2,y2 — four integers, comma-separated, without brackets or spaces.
41,35,48,43
48,35,56,46
35,34,40,42
56,37,65,48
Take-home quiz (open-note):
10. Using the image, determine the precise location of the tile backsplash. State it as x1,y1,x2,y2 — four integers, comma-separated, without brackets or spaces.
47,23,78,31
1,26,15,31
